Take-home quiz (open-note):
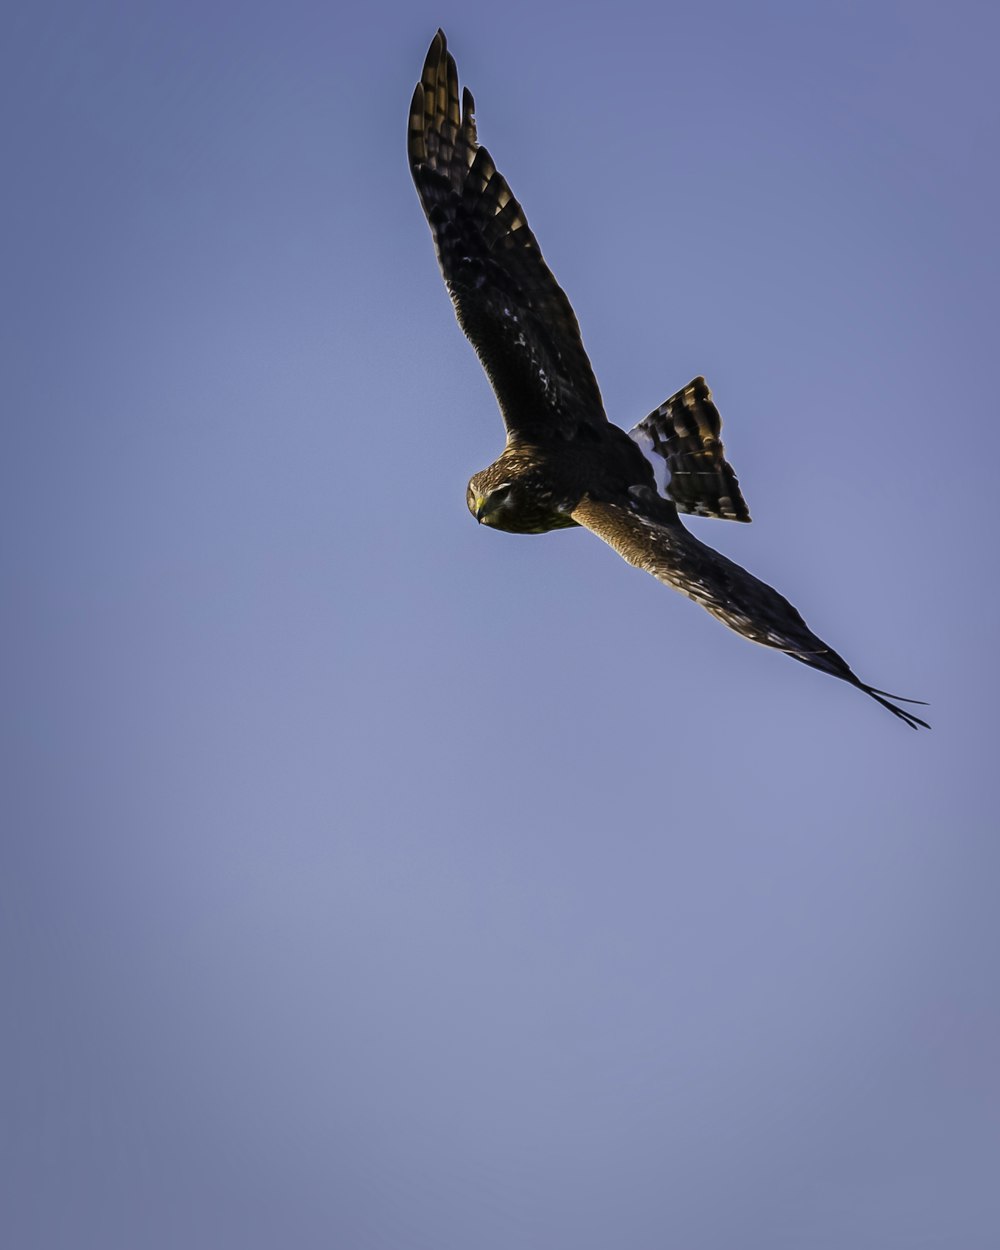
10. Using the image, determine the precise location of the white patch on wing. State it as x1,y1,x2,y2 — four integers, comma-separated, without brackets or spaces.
629,427,670,496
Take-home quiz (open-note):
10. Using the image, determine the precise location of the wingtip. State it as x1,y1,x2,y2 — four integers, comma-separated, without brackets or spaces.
865,687,931,730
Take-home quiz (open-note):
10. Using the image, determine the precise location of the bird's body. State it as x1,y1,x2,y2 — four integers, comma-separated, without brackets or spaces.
408,31,927,729
469,427,656,534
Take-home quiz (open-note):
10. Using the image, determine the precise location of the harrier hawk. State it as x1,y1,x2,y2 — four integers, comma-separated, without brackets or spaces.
408,31,927,728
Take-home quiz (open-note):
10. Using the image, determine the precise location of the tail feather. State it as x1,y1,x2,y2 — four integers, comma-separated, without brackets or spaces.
628,377,751,522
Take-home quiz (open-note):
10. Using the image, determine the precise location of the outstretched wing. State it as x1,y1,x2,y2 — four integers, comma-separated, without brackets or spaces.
408,30,607,442
571,496,929,728
629,377,751,522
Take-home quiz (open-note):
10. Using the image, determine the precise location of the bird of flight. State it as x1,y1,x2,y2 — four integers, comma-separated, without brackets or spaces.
408,31,927,729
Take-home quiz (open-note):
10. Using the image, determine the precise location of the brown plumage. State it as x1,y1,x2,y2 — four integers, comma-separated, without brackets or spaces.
408,30,928,729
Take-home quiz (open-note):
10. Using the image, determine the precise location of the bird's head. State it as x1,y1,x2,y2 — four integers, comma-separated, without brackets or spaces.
467,467,519,527
466,456,577,534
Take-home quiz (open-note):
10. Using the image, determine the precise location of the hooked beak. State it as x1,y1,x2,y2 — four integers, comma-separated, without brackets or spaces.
472,495,486,523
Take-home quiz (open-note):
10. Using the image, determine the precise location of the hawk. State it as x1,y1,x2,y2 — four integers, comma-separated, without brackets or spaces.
408,30,928,729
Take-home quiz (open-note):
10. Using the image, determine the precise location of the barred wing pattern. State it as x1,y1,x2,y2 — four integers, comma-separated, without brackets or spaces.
408,30,608,442
629,376,751,522
571,497,930,729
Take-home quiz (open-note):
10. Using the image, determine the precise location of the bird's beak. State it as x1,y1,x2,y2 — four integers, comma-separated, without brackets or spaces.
473,495,486,523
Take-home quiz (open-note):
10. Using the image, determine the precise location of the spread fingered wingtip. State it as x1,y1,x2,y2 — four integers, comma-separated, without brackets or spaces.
864,686,930,730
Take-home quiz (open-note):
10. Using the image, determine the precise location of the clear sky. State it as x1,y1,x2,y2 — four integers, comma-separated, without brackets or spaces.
3,2,998,1247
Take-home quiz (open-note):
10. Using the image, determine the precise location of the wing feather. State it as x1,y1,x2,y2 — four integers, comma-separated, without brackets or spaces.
409,31,607,442
571,497,929,728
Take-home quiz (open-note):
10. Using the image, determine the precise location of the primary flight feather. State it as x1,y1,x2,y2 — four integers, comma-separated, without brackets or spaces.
408,30,927,729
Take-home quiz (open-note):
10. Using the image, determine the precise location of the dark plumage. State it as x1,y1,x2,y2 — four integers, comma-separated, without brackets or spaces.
408,31,928,729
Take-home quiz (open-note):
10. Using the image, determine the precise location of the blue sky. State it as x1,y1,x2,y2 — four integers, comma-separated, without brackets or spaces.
3,2,998,1247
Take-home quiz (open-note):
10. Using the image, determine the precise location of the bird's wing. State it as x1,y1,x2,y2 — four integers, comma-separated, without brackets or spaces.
571,496,929,728
408,31,608,442
628,377,751,521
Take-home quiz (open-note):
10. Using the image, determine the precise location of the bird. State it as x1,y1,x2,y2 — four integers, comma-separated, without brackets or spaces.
407,30,928,729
